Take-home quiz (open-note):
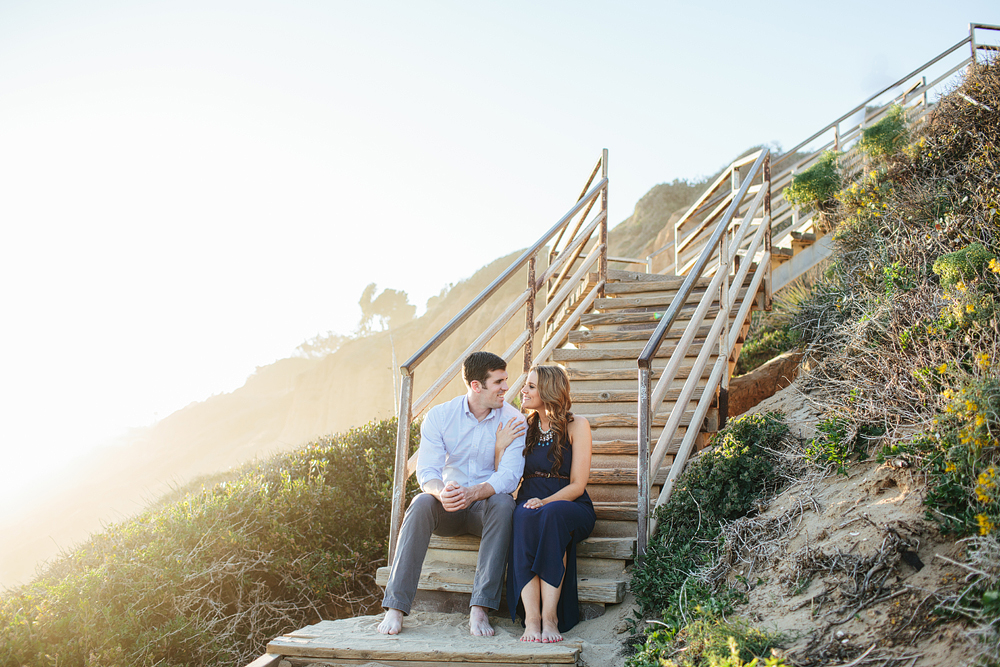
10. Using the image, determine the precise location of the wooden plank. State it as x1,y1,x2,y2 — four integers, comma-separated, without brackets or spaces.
284,658,569,667
606,268,699,284
591,439,640,454
553,343,717,362
591,432,686,455
581,304,728,326
590,468,669,486
604,273,753,294
592,502,640,521
375,566,625,604
428,535,635,560
588,409,714,429
244,654,283,667
594,286,751,311
573,387,708,403
569,322,737,344
565,365,714,381
271,636,577,664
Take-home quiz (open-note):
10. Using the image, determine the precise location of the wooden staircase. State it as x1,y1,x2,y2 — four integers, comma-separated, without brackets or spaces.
373,265,762,613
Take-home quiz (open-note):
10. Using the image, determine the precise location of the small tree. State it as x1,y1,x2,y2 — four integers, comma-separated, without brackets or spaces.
358,283,416,335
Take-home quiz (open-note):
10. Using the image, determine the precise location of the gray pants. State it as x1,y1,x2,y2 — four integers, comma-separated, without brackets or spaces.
381,492,515,615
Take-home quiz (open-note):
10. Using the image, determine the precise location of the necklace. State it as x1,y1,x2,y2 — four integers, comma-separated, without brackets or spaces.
537,425,553,446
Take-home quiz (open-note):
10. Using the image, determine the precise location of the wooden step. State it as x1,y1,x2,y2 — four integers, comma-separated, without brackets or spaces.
591,437,686,456
594,286,751,311
580,303,738,327
590,468,670,486
790,231,816,252
572,386,708,403
568,323,734,345
375,563,626,604
771,247,793,263
604,273,754,295
607,268,686,283
587,410,710,430
268,618,580,664
429,534,635,560
553,344,717,362
565,365,715,382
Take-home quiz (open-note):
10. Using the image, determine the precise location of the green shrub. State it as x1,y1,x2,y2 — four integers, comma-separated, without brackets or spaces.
630,413,789,626
933,243,996,289
858,105,909,159
734,325,800,376
0,417,420,667
783,150,841,211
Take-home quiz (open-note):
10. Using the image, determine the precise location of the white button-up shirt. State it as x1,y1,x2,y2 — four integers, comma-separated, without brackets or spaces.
416,394,526,495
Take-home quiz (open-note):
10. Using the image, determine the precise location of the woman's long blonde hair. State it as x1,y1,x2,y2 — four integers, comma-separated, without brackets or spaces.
523,365,574,474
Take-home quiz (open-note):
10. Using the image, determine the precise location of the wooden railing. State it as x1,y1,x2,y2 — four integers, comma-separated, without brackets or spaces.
636,149,771,558
387,150,610,563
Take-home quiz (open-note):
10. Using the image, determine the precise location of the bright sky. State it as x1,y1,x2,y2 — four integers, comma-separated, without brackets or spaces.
0,1,996,502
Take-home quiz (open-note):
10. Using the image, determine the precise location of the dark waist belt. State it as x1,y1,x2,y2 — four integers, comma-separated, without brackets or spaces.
526,471,570,480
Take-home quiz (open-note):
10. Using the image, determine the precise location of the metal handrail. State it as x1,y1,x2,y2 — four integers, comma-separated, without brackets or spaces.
636,149,770,557
388,150,609,563
400,178,606,375
773,23,1000,172
772,37,969,171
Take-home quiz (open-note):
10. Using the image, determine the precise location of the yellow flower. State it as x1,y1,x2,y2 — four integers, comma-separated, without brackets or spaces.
990,258,1000,274
967,304,976,314
978,353,991,369
978,514,996,535
977,415,987,427
957,282,967,292
945,462,957,473
938,363,948,374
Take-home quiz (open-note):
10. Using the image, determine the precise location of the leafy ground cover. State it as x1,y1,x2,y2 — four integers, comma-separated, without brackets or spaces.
628,413,797,666
0,418,418,667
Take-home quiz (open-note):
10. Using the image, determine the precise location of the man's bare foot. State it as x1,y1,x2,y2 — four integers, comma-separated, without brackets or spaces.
520,617,542,642
469,605,494,637
540,617,562,643
377,608,403,635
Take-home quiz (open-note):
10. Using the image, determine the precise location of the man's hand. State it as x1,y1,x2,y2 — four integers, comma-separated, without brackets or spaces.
440,481,472,512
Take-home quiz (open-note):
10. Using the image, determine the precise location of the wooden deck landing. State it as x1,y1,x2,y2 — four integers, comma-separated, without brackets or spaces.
265,612,581,666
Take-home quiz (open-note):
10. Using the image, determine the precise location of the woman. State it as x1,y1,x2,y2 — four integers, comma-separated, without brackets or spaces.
499,364,595,643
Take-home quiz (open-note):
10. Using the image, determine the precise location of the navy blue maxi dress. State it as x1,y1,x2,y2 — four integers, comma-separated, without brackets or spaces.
506,435,596,632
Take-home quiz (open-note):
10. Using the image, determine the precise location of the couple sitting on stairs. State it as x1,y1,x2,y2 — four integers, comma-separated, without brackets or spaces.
378,351,596,643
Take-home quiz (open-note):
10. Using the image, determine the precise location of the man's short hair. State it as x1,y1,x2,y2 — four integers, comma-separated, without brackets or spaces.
463,351,506,388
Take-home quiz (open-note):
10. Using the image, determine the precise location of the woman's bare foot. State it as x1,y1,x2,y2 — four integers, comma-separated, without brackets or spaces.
520,617,542,642
540,617,562,643
469,605,495,636
377,608,403,635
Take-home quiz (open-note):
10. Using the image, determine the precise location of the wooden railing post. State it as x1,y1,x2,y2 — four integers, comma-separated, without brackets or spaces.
718,177,731,430
524,255,536,374
637,365,651,561
763,153,773,311
388,372,414,565
599,148,608,296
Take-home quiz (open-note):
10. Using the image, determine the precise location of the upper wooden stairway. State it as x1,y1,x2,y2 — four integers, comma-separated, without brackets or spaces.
249,24,1000,666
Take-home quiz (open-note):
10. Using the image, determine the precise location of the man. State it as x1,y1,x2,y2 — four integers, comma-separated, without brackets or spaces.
378,351,526,636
